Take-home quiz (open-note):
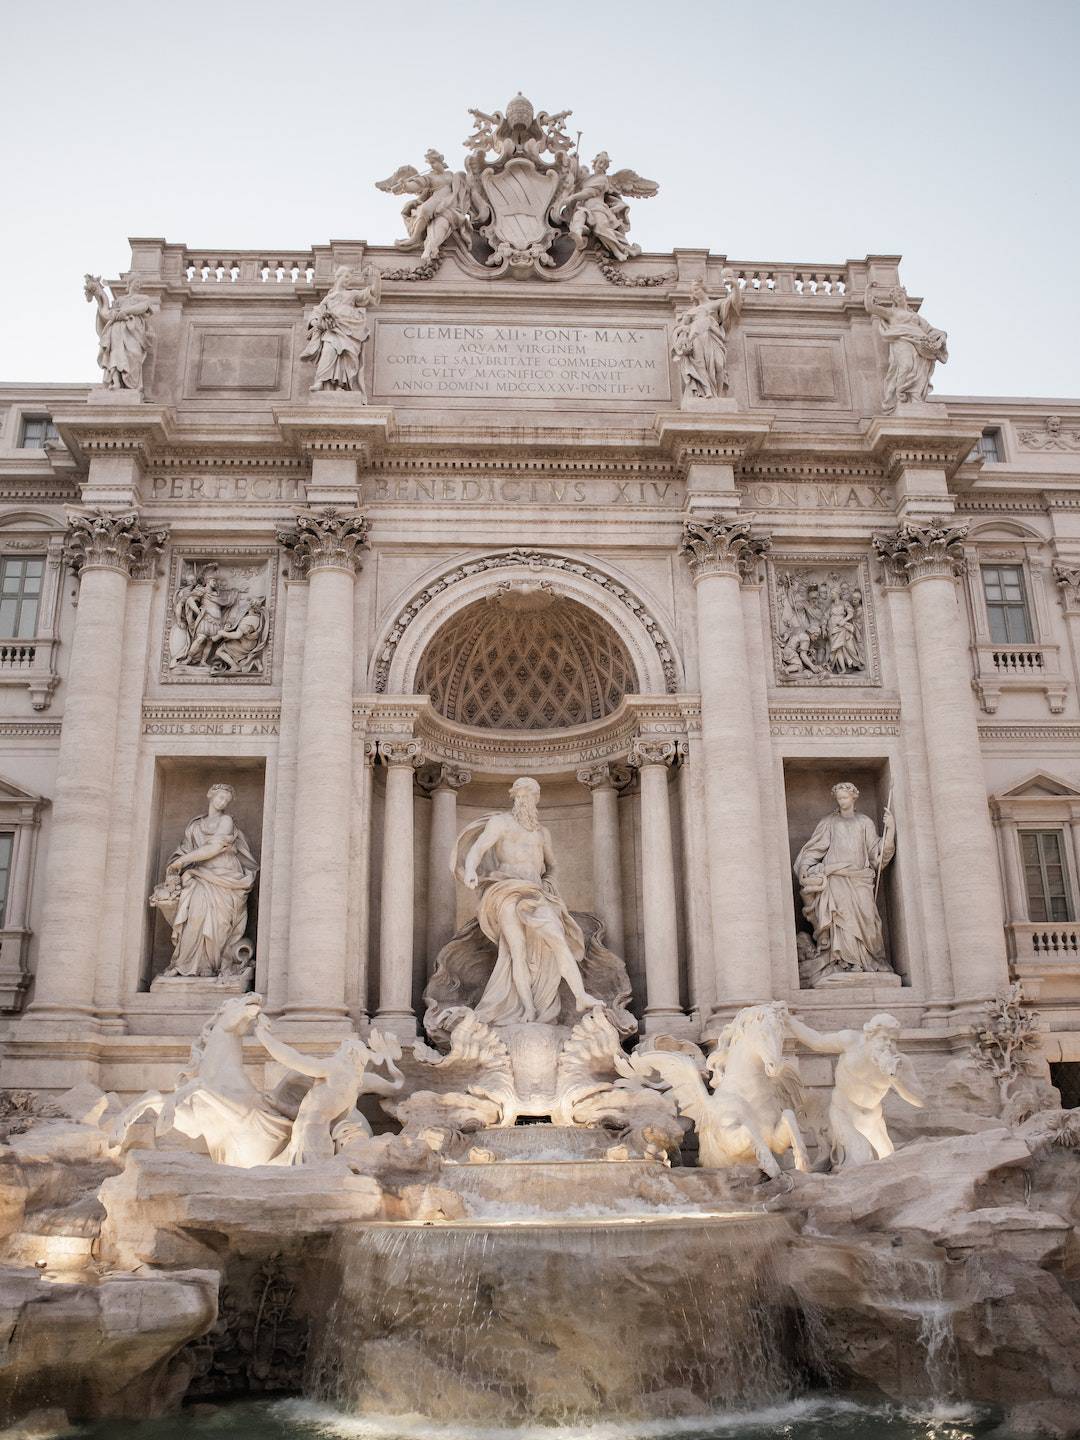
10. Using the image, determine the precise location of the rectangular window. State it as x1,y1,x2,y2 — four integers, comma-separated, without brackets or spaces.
0,833,11,929
982,564,1033,644
1021,829,1072,923
971,429,1004,464
18,417,59,449
0,556,45,638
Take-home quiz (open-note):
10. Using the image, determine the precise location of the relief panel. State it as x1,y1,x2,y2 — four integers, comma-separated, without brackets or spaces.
767,553,879,687
160,547,277,685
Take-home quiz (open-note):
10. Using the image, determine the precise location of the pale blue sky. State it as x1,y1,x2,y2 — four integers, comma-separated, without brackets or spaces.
2,0,1076,397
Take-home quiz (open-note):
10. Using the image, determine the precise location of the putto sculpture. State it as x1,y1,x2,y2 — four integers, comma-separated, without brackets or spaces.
83,272,155,392
864,284,948,413
377,94,657,277
794,782,896,986
149,782,258,984
671,272,743,403
300,264,382,397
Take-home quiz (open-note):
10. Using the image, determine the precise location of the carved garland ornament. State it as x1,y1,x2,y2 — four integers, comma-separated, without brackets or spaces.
373,548,678,694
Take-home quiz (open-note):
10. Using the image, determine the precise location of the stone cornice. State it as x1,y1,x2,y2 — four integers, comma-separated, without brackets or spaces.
273,407,395,463
654,413,773,475
865,415,981,483
51,405,176,471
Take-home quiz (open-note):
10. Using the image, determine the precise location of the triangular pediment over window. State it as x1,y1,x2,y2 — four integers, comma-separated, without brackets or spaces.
0,774,47,812
997,772,1080,800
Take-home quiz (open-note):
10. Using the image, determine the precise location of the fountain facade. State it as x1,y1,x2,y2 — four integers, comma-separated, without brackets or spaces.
0,88,1078,1439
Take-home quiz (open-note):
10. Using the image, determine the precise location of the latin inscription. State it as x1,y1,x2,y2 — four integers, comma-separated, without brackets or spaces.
372,323,671,401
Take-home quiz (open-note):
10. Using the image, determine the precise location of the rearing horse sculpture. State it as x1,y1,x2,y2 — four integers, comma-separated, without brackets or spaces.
622,1003,810,1177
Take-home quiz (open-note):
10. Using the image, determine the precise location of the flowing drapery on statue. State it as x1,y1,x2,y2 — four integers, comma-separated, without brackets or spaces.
150,783,258,980
794,781,895,985
453,776,601,1026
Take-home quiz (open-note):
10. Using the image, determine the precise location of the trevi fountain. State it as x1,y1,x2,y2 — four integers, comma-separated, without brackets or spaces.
0,93,1078,1440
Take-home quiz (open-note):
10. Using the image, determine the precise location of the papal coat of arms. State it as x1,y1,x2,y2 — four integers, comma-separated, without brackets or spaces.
375,93,658,278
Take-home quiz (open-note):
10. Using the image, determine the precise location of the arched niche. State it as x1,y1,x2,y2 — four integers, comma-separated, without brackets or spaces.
373,551,682,701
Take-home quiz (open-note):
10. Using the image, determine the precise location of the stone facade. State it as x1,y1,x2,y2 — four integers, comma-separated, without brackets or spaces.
2,101,1079,1095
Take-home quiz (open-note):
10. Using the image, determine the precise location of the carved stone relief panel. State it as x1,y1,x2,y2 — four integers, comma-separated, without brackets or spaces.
767,554,879,687
160,547,277,685
182,323,295,400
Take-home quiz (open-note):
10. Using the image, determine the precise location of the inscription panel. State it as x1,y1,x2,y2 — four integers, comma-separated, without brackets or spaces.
372,322,671,401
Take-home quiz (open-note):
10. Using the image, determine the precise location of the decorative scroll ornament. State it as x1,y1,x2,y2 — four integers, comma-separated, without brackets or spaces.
375,94,658,279
872,521,968,584
276,508,369,576
679,516,769,583
627,737,678,768
64,509,168,579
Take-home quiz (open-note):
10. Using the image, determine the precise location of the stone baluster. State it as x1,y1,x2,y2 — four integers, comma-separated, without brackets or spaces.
276,508,368,1029
874,522,1009,1004
376,740,423,1036
628,739,683,1026
576,762,627,958
679,516,773,1014
419,763,472,966
24,510,167,1026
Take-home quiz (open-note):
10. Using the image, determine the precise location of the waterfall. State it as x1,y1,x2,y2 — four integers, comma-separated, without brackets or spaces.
306,1215,795,1426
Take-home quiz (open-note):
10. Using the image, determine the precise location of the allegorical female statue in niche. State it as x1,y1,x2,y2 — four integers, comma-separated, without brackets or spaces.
150,782,258,982
864,284,948,414
794,781,895,986
671,270,743,402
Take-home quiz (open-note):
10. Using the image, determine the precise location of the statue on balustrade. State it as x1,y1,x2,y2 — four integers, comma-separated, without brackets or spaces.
794,782,895,986
376,150,477,264
864,284,948,413
83,273,156,391
457,776,603,1025
784,1011,925,1166
300,264,381,398
671,271,742,403
553,150,658,262
149,783,258,983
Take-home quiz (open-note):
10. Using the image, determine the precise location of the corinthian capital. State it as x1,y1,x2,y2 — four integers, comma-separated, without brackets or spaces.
873,521,968,584
63,509,169,579
276,507,369,576
417,761,472,795
1053,562,1080,613
679,516,769,583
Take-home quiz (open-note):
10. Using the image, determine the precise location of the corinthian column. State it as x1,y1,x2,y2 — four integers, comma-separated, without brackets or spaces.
874,521,1009,1005
576,762,626,958
25,511,167,1025
419,762,471,965
629,739,683,1026
376,740,423,1036
680,516,773,1015
277,508,368,1029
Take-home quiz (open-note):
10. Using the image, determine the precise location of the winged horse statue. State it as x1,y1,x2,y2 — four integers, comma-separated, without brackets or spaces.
619,1003,810,1177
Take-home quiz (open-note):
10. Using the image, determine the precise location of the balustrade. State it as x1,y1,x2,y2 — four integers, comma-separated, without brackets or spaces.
182,251,316,285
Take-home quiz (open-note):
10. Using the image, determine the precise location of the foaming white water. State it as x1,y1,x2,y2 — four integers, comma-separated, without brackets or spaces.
271,1394,933,1440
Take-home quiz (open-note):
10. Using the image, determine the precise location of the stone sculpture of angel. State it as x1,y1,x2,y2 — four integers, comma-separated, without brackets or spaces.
300,264,381,398
671,272,743,402
376,150,474,263
84,273,155,391
553,151,658,262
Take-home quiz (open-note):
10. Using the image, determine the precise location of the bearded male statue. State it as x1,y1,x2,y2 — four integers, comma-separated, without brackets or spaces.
453,776,602,1026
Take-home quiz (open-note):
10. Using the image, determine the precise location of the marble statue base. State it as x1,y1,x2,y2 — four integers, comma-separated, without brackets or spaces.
815,972,902,991
148,973,253,999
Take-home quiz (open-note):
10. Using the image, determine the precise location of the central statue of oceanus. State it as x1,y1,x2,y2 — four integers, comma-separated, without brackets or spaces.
455,776,602,1025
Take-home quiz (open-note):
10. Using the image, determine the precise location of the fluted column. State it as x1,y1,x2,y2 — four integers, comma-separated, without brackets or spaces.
25,511,167,1024
277,508,368,1029
680,516,773,1014
576,762,627,958
420,763,471,966
874,522,1009,1005
376,739,423,1036
629,739,683,1025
